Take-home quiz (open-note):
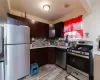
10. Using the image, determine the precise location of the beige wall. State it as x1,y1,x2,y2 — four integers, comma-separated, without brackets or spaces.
82,5,100,55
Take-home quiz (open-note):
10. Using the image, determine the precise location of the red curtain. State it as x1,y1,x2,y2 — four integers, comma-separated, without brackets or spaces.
64,15,83,39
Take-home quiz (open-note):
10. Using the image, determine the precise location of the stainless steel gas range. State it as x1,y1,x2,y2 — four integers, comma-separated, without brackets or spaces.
67,44,93,80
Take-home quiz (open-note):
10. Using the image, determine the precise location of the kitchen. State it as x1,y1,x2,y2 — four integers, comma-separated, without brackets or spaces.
0,0,100,80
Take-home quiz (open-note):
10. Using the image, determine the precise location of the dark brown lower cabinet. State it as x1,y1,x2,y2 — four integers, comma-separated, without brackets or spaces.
30,48,48,67
30,49,38,64
30,47,56,67
48,48,56,64
37,48,48,67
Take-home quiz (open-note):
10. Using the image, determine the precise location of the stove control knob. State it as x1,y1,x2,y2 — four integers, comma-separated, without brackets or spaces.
85,53,89,56
82,52,85,55
81,52,83,55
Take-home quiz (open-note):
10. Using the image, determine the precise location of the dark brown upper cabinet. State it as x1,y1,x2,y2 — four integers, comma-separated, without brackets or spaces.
55,22,64,38
27,19,37,38
29,21,49,38
7,13,49,38
7,13,28,26
7,13,19,25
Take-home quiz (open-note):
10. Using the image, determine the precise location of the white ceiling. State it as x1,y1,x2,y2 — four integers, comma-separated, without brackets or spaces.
10,0,85,21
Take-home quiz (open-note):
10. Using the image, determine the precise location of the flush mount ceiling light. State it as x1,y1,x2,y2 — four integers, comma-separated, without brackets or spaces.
43,5,50,11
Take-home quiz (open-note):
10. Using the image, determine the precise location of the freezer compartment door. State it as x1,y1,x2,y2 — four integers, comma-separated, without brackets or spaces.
5,44,30,80
4,24,30,44
0,26,4,54
0,62,4,80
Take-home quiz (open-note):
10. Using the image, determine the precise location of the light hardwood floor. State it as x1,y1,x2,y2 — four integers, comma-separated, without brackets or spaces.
24,64,68,80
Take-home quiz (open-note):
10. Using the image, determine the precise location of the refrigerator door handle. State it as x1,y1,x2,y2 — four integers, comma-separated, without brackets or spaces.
4,24,7,65
0,26,4,54
4,45,7,65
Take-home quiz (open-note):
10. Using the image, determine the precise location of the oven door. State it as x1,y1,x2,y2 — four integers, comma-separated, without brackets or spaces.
67,53,89,74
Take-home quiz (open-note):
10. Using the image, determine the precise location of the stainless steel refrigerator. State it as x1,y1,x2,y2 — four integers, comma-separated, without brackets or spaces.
0,26,4,80
4,24,30,80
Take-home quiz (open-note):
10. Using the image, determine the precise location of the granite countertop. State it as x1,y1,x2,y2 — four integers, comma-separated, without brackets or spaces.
30,44,68,49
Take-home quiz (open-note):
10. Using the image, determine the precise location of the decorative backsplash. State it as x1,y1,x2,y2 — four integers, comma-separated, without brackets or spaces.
30,37,67,47
30,37,93,48
30,38,58,47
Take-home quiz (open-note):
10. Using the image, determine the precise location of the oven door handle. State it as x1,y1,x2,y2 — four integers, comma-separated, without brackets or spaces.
68,53,89,59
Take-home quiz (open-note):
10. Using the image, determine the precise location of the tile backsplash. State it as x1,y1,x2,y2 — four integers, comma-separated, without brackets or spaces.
30,38,67,47
30,38,58,46
30,37,93,48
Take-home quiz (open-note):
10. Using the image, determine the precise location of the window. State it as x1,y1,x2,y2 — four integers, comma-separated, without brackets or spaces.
64,15,83,40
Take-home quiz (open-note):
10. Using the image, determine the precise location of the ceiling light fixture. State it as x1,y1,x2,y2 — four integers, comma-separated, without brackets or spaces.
43,5,50,11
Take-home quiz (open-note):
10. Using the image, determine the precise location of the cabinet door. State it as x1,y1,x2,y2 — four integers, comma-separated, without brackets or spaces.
35,22,44,38
44,24,49,38
19,17,28,26
37,48,48,67
55,22,64,38
7,14,19,25
30,49,38,64
48,48,56,64
28,20,37,38
35,22,49,38
7,13,49,38
7,13,28,26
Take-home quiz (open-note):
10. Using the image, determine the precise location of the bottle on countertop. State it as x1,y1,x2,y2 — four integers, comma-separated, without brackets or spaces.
65,35,70,47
